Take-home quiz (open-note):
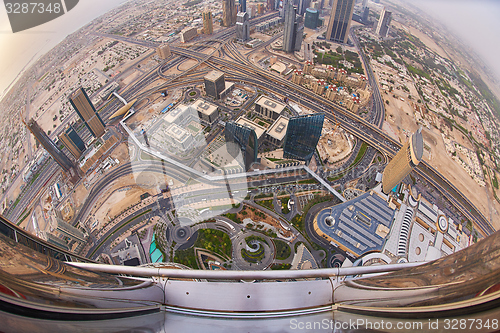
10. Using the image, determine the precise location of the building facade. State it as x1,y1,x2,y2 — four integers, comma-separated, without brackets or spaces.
239,0,247,12
254,96,287,121
326,0,355,44
59,126,86,159
224,121,259,170
282,0,303,53
283,113,324,162
69,87,105,138
203,11,213,34
223,0,237,26
236,12,250,41
376,8,392,37
26,119,80,180
382,128,423,194
304,8,319,29
180,27,197,43
204,71,226,99
156,44,171,59
192,99,219,125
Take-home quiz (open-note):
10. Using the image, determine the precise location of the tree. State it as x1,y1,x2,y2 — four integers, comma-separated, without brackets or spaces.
385,100,390,105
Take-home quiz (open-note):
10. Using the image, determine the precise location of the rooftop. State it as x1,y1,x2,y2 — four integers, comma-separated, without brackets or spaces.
267,116,289,141
204,70,224,82
191,99,218,116
315,191,396,257
255,96,286,114
236,116,266,139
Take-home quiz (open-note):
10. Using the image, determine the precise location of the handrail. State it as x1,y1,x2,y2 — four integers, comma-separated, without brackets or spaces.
67,261,425,280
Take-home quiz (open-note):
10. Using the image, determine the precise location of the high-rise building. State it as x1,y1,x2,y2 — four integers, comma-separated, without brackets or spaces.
362,0,368,9
326,0,355,44
59,126,86,159
26,119,80,180
298,0,310,15
236,12,250,41
304,8,319,29
156,44,171,59
223,0,237,26
382,128,423,194
180,27,197,43
376,7,392,37
202,11,213,34
204,71,226,99
69,87,105,138
283,0,303,53
362,6,369,24
224,121,258,170
267,0,275,11
283,113,324,163
239,0,247,12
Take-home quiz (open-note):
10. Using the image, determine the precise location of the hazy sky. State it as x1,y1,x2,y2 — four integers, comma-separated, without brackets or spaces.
0,0,128,98
407,0,500,81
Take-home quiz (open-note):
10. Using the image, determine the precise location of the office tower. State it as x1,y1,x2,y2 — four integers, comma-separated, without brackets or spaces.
267,0,275,11
304,8,319,29
180,27,197,43
376,7,392,37
239,0,247,12
236,12,250,41
225,121,258,170
204,71,226,99
326,0,355,44
362,6,369,24
203,11,213,34
59,125,86,159
223,0,237,26
283,113,324,163
156,44,171,59
69,87,105,138
26,119,80,180
282,0,303,52
382,128,423,194
298,0,310,15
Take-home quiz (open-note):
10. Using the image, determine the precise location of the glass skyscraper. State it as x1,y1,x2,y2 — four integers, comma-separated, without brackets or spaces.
224,121,258,170
326,0,354,44
283,113,324,163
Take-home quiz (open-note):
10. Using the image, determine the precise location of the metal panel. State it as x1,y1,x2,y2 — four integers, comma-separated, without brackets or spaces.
164,279,334,312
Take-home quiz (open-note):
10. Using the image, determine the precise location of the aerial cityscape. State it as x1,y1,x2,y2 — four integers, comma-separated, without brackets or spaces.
1,0,500,277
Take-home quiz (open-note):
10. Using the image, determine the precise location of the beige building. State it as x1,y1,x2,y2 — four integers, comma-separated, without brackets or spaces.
180,27,197,43
267,116,289,147
222,0,237,26
254,96,287,121
156,44,171,59
303,60,314,74
203,11,213,34
382,128,424,194
192,99,219,125
236,116,266,146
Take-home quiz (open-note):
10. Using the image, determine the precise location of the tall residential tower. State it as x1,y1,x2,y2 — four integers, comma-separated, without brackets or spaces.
282,0,303,53
202,11,213,34
326,0,355,44
376,8,392,37
223,0,237,26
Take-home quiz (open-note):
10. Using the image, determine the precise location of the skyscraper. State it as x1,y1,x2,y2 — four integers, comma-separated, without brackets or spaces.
69,87,105,138
59,125,86,159
282,0,303,53
267,0,275,11
283,113,324,163
382,128,423,194
362,6,369,24
202,11,213,34
326,0,355,44
26,119,80,181
224,121,258,170
204,71,226,99
297,0,310,15
239,0,247,13
223,0,237,26
236,12,250,41
376,7,392,37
